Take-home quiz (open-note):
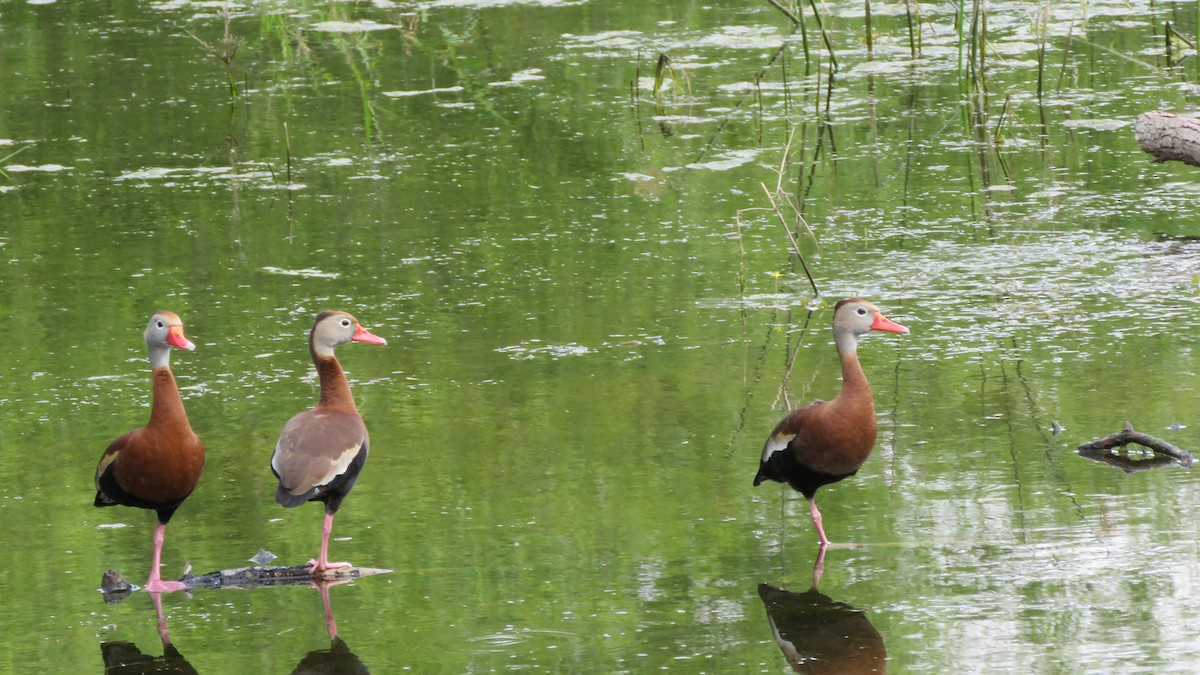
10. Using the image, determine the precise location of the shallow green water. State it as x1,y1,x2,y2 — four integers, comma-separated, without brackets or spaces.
4,0,1200,672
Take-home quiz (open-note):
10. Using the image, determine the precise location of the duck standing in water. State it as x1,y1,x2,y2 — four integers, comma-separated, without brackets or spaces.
94,311,205,593
271,311,386,575
754,299,908,546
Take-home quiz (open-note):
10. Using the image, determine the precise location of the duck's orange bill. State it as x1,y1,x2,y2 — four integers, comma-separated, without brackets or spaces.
167,326,196,351
870,313,909,334
352,324,388,345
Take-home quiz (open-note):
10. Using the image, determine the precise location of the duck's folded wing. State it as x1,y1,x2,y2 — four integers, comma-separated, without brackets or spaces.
271,412,367,497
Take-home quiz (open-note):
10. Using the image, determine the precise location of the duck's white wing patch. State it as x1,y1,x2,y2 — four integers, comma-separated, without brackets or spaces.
319,441,362,484
761,433,796,463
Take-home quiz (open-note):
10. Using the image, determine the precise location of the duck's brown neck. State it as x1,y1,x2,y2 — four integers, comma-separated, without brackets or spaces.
147,367,193,430
835,343,873,406
314,355,358,412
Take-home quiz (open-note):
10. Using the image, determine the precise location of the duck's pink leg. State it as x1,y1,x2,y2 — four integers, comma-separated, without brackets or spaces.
807,498,830,548
308,513,353,575
144,523,188,593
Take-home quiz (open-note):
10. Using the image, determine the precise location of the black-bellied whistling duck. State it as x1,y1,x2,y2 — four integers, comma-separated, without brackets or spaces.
94,311,205,593
271,311,386,575
754,299,908,546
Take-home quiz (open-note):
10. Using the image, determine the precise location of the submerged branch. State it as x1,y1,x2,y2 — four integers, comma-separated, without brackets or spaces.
1077,422,1194,469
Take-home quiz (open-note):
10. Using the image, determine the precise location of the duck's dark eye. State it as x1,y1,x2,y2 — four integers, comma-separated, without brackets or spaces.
856,307,868,316
156,320,165,328
341,319,351,327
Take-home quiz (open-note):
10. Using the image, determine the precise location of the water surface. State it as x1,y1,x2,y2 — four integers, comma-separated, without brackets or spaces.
3,0,1200,672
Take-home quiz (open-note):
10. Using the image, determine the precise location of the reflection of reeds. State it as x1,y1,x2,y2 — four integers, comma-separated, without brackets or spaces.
0,145,29,179
284,122,293,184
864,0,874,57
187,6,245,102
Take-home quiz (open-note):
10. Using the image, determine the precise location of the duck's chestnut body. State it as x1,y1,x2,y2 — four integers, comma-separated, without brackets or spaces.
94,311,204,593
754,299,907,546
271,311,386,574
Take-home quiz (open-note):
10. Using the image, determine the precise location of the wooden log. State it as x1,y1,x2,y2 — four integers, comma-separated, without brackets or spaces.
99,564,391,600
1076,422,1194,468
181,564,392,589
1134,112,1200,166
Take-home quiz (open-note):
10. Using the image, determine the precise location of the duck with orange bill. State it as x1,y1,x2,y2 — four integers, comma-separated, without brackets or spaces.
271,311,386,575
754,299,908,546
94,311,205,593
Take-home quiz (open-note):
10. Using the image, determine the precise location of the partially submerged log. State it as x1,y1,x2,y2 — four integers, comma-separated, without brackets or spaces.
181,563,392,589
1134,112,1200,166
100,564,391,600
1077,422,1194,471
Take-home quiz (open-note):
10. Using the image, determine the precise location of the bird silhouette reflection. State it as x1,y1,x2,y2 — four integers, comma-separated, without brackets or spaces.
291,580,370,675
758,547,887,673
100,592,197,675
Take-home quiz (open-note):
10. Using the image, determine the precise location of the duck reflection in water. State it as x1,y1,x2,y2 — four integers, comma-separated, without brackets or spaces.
100,592,197,675
758,548,887,673
291,580,370,675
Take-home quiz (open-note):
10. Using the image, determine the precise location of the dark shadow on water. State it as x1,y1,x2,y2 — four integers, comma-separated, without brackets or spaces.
758,547,887,673
100,592,197,675
291,580,370,675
